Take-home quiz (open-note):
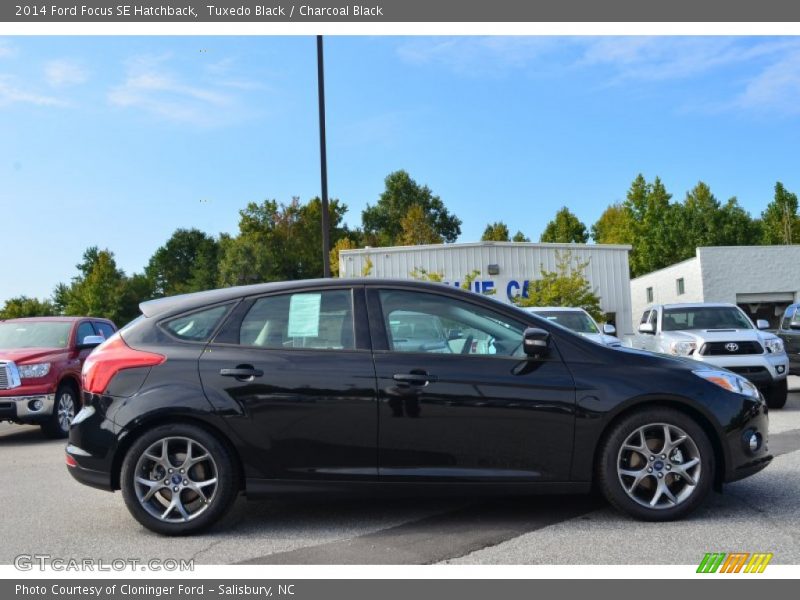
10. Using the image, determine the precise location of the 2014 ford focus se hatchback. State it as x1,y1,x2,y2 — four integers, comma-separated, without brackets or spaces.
67,279,772,535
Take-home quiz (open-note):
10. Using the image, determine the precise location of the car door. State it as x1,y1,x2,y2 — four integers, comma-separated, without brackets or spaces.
198,286,379,481
367,287,576,482
779,306,800,372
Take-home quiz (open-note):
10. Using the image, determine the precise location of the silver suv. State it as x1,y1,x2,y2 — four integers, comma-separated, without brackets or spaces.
630,303,790,408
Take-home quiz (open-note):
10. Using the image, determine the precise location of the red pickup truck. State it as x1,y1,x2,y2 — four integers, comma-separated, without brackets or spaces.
0,317,117,438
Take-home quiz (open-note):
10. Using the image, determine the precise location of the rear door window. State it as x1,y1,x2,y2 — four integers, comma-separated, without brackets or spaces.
239,290,355,350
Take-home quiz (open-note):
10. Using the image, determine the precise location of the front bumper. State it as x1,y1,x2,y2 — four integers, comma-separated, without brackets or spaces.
0,393,55,421
722,398,772,484
691,352,789,386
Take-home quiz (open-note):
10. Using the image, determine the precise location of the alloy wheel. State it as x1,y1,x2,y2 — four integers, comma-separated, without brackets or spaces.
133,437,219,523
56,392,75,433
617,423,702,509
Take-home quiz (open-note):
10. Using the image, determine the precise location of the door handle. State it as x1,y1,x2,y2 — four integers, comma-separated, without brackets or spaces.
393,373,438,385
220,366,264,380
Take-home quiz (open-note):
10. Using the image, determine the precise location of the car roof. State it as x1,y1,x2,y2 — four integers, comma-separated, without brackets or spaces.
138,278,483,319
657,303,738,309
0,316,99,323
524,306,586,312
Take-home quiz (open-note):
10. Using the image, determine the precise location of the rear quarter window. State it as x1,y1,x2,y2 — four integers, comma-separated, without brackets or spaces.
162,305,230,342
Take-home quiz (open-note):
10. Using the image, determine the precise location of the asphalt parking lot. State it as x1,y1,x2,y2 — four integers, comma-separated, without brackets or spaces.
2,378,800,566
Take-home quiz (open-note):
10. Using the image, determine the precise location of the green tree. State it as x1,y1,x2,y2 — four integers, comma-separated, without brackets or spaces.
761,182,800,244
514,251,603,321
0,296,56,319
218,197,350,286
362,170,461,245
623,174,684,277
676,182,762,253
64,248,129,323
330,237,357,277
512,230,530,243
481,221,510,241
591,203,633,245
145,228,219,297
539,207,589,244
397,204,444,246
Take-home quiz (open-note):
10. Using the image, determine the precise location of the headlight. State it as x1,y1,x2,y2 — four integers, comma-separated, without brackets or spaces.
17,363,51,379
693,369,760,400
764,338,784,354
669,341,697,356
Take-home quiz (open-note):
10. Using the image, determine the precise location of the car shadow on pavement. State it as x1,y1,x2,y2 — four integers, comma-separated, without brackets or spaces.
0,424,55,446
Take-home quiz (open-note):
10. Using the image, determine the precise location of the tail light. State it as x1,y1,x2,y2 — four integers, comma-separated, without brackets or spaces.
82,335,165,395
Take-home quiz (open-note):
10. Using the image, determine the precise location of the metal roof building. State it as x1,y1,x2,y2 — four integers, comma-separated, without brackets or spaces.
631,245,800,331
339,241,634,335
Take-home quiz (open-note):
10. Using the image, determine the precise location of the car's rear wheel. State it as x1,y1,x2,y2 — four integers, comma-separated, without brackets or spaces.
41,383,77,439
121,424,239,535
764,379,788,409
598,408,714,521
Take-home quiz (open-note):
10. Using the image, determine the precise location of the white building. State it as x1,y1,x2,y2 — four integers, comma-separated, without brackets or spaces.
339,241,634,335
631,246,800,330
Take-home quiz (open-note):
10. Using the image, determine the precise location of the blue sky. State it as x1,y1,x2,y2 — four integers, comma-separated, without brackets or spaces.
2,35,800,303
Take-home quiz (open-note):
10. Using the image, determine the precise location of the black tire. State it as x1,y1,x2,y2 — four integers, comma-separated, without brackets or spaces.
597,407,714,521
121,423,239,536
41,382,79,439
765,379,788,409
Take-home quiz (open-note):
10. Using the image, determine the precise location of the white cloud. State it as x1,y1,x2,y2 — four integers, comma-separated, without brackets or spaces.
0,39,15,59
735,50,800,116
0,75,65,107
396,36,800,118
397,37,557,75
44,59,88,87
108,55,238,126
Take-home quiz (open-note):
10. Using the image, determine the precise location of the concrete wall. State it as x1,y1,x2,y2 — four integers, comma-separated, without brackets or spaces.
698,246,800,304
340,241,634,335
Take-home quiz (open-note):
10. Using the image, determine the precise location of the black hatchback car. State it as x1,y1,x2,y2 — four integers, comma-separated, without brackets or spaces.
67,279,772,535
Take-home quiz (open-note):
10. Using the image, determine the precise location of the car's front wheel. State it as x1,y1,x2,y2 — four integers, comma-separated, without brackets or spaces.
598,408,714,521
120,424,239,535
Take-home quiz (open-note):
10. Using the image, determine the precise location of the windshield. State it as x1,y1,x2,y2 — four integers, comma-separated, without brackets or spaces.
536,310,599,334
0,321,72,349
662,307,753,331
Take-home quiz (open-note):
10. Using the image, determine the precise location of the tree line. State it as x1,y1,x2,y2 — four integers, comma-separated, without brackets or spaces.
1,170,797,324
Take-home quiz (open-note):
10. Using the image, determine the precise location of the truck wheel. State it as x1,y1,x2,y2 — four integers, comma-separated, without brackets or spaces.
765,379,788,409
41,383,78,439
121,423,239,536
597,408,714,521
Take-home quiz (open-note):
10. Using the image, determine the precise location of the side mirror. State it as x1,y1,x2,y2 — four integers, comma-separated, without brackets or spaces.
78,335,105,349
523,327,550,358
603,323,617,335
638,323,655,334
756,319,770,330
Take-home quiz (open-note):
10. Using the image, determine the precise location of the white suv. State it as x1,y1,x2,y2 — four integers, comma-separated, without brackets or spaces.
630,303,790,408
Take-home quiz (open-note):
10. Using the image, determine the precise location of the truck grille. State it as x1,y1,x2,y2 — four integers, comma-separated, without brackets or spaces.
726,366,769,377
0,361,21,390
699,341,764,356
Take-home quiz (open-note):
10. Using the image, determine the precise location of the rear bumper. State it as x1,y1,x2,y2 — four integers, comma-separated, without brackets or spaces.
0,393,55,422
66,445,114,491
65,404,118,491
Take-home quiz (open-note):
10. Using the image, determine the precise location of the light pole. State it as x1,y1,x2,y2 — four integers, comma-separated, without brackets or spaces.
317,35,332,277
